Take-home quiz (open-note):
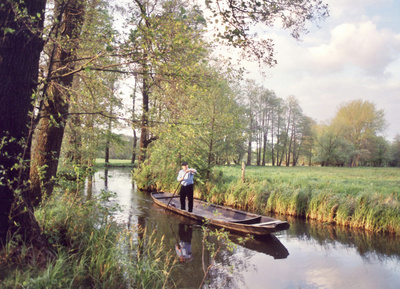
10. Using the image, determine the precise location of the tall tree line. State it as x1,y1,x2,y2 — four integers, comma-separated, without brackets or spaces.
242,83,391,167
243,81,314,166
1,0,330,248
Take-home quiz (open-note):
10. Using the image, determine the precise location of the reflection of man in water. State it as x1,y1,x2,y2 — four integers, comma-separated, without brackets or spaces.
175,223,193,263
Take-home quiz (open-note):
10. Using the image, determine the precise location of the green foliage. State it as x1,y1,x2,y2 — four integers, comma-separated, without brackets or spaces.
95,133,133,160
0,190,176,288
205,0,329,66
388,135,400,166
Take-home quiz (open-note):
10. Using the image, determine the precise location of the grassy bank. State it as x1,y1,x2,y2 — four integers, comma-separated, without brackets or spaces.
0,190,176,288
198,166,400,235
95,158,135,168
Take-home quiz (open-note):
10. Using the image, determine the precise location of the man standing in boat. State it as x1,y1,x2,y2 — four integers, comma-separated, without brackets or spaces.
177,162,197,212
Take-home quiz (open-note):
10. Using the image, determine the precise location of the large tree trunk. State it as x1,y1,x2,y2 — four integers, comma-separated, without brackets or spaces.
29,0,85,206
131,79,138,164
138,62,150,164
0,0,49,245
105,109,113,165
271,114,275,166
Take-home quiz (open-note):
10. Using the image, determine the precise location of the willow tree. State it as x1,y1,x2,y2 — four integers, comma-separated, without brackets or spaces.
134,63,246,190
314,123,353,166
389,135,400,167
195,71,245,177
331,99,386,166
122,0,207,164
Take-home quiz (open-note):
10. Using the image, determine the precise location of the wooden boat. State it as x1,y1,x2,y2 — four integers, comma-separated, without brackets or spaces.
151,191,290,236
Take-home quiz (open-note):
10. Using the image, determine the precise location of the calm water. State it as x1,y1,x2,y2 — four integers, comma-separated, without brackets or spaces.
90,168,400,289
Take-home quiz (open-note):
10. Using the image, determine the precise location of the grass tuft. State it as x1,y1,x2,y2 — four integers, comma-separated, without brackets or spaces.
193,166,400,235
0,190,176,288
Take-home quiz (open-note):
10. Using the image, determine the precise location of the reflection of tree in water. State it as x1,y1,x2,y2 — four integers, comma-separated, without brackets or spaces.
200,227,290,288
287,217,400,260
104,168,108,189
200,232,255,289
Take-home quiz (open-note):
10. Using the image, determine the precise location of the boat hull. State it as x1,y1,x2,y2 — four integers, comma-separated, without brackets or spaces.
151,192,290,236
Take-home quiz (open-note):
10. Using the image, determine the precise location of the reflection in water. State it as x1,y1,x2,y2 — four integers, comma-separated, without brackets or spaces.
231,233,289,259
86,174,93,200
287,216,400,261
104,168,108,189
90,168,400,289
175,223,193,263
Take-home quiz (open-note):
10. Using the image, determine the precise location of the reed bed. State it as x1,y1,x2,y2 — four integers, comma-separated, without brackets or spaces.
199,166,400,235
0,190,176,288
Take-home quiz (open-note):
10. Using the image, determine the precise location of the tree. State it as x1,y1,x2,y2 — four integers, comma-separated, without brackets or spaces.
0,0,49,245
331,99,386,166
389,135,400,167
130,76,139,164
243,82,277,166
195,71,245,177
130,55,248,185
363,136,389,167
297,116,316,166
270,96,283,166
243,80,259,166
29,0,86,206
283,96,304,166
206,0,329,66
314,123,353,166
61,1,119,180
123,0,207,164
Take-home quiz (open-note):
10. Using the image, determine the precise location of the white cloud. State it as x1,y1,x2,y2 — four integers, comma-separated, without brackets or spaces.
307,21,400,76
248,0,400,140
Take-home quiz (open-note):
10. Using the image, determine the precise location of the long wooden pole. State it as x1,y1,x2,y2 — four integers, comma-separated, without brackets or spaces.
166,171,188,209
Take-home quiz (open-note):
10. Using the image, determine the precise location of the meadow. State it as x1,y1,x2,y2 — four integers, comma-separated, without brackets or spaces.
95,158,135,167
202,166,400,235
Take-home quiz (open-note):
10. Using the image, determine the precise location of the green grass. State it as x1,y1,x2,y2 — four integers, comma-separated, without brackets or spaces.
0,190,176,288
198,166,400,235
95,158,135,167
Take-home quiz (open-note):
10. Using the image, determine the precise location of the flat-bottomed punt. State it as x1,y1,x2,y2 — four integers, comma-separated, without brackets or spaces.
151,192,290,236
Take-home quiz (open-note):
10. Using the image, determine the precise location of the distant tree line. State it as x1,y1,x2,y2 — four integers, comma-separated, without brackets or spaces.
238,82,396,167
116,82,399,168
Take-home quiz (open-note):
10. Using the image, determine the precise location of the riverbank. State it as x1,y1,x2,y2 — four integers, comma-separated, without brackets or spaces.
0,190,175,288
95,158,135,168
196,166,400,235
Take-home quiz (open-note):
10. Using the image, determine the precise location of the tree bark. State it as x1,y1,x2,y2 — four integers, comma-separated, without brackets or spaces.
246,111,253,166
131,77,138,164
0,0,49,245
138,60,150,164
29,0,85,206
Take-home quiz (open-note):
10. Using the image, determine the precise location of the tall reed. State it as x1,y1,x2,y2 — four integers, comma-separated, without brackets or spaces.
196,166,400,235
0,190,177,288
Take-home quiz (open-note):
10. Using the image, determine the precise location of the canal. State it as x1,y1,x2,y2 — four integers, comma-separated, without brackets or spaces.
90,168,400,289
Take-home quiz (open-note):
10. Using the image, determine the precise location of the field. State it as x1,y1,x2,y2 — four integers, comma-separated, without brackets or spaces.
95,158,135,167
203,165,400,235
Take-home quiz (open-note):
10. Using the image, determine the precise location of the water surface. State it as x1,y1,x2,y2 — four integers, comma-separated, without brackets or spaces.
90,168,400,289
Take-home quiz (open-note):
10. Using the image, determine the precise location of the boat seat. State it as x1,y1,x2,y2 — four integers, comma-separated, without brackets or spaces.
252,221,280,226
229,216,262,224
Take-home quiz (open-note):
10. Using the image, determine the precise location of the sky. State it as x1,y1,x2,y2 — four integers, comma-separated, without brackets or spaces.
114,0,399,141
242,0,400,141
